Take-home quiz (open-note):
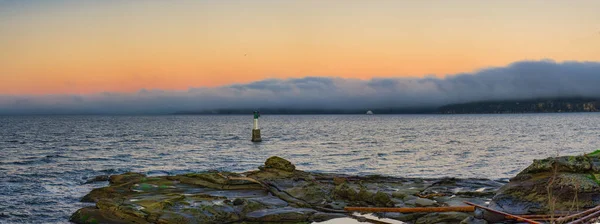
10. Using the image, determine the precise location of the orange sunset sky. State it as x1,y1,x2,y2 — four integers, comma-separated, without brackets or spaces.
1,0,599,95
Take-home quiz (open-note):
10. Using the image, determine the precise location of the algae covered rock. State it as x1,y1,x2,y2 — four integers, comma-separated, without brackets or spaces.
245,208,315,222
264,156,296,172
168,171,262,190
373,191,394,207
332,182,358,203
72,156,504,224
490,153,600,215
109,172,146,184
70,206,137,224
285,183,331,205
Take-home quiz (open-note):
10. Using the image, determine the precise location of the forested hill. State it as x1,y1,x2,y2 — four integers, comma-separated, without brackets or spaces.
174,98,600,115
438,98,600,114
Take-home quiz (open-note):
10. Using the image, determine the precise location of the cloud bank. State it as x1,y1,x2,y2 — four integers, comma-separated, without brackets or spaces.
2,60,600,114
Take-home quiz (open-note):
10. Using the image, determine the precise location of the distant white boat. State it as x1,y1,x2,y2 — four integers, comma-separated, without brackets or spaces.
366,110,374,115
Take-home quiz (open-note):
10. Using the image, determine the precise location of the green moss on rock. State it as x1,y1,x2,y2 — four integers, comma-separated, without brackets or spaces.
81,186,124,203
264,156,296,172
333,182,357,202
72,156,505,224
373,191,394,207
588,149,600,157
285,183,331,205
109,172,146,185
493,154,600,214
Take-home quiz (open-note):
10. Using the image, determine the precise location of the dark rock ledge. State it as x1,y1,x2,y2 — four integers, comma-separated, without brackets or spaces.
71,152,600,224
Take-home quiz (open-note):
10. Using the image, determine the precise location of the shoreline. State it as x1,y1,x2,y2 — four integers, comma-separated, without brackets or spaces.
70,153,600,223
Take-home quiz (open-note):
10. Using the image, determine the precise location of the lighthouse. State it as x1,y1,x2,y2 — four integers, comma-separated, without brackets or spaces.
251,111,262,142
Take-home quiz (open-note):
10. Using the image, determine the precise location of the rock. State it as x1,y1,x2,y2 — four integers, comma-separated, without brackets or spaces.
70,206,136,224
245,208,315,222
384,212,428,222
415,212,471,224
460,216,488,224
357,187,373,202
333,177,346,185
473,207,484,219
331,183,394,207
178,205,240,223
437,196,489,208
392,192,407,199
84,175,110,184
72,156,505,224
490,154,600,215
156,211,193,224
373,191,394,207
232,198,244,206
285,183,331,205
109,172,145,185
521,156,593,174
333,182,358,202
240,199,269,214
421,177,503,197
81,186,123,203
264,156,296,172
169,171,262,190
415,197,437,207
480,208,506,223
311,212,348,222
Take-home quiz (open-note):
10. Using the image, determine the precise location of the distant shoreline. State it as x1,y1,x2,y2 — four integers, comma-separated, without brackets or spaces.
175,97,600,115
173,111,600,115
1,97,599,115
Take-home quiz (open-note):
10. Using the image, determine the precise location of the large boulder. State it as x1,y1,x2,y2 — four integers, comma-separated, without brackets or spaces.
490,152,600,215
264,156,296,172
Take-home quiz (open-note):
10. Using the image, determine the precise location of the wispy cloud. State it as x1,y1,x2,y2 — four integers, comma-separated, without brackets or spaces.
2,60,600,114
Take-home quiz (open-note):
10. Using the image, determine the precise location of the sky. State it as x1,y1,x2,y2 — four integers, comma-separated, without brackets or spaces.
0,0,599,113
2,60,600,114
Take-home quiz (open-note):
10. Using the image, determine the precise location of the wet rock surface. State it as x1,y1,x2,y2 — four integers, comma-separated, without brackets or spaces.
84,175,110,184
70,157,506,223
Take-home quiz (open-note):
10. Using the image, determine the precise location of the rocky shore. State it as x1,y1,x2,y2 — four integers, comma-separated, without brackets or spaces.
71,152,600,224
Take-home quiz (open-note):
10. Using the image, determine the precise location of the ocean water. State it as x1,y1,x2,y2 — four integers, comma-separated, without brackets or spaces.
1,114,599,223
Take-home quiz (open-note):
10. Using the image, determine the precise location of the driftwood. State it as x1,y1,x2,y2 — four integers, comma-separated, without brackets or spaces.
556,205,600,223
510,213,572,222
343,206,574,222
518,215,560,219
566,207,600,224
463,201,542,224
344,206,475,213
518,214,571,219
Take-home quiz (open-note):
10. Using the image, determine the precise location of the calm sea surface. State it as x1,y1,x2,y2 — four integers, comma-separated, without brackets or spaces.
1,114,599,223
